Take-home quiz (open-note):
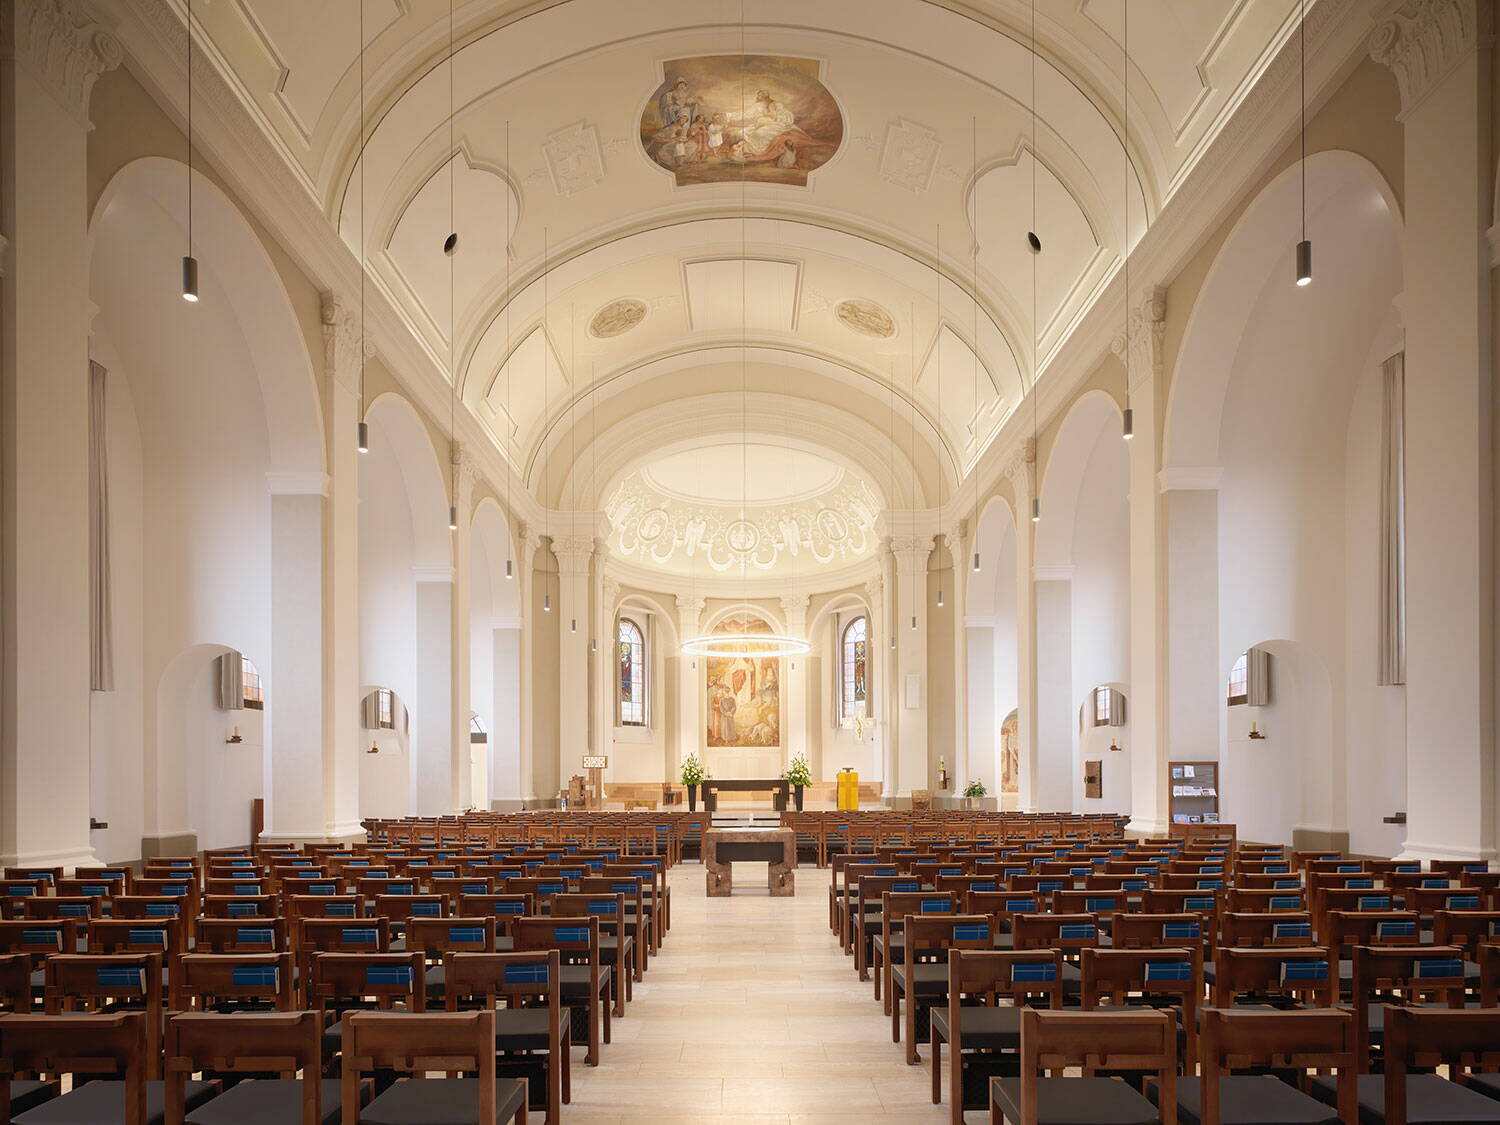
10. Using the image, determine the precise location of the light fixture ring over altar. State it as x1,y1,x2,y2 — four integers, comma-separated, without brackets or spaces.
680,632,811,658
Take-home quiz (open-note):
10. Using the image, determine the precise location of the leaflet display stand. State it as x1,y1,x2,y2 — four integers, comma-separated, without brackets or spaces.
1169,760,1220,827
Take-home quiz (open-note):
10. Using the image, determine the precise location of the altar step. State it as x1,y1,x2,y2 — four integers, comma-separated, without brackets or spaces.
709,812,782,828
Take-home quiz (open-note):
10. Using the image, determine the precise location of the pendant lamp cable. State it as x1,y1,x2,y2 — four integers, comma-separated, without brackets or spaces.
504,120,513,575
935,220,943,610
1295,0,1311,286
182,0,198,302
1122,0,1133,440
1029,0,1040,521
447,0,458,533
542,228,550,612
569,305,577,633
971,115,981,572
357,0,368,451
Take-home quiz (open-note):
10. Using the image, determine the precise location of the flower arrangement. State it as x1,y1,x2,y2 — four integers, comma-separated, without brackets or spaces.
962,779,987,799
679,753,707,786
784,753,812,788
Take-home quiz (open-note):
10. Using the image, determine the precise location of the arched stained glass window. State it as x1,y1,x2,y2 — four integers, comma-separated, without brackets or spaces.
618,618,647,726
840,616,868,720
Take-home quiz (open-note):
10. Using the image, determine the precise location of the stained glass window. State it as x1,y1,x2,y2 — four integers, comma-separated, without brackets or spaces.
618,618,646,726
841,616,868,720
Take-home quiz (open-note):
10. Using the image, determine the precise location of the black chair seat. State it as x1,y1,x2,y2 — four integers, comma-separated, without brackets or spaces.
1203,961,1215,985
359,1077,528,1124
991,1076,1162,1124
186,1078,346,1125
1470,1075,1500,1103
1309,1073,1500,1125
891,962,949,996
493,1005,568,1050
931,1004,1022,1049
558,963,608,999
6,1081,57,1115
15,1080,215,1125
1153,1076,1339,1125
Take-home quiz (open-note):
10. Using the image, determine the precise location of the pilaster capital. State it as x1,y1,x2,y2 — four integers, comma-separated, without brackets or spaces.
551,536,595,575
779,594,811,631
602,577,621,609
1109,285,1167,391
450,441,482,501
675,595,705,633
518,523,540,568
2,0,122,128
864,574,884,603
1003,437,1037,503
1369,0,1493,119
320,293,368,395
889,535,933,574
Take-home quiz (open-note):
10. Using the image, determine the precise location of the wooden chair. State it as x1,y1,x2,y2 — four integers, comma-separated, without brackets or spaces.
444,950,567,1124
307,951,427,1065
195,915,288,953
550,893,631,1014
1079,947,1202,1069
43,953,164,1074
509,915,610,1065
165,1010,352,1125
933,948,1062,1125
0,1010,207,1125
577,876,650,974
340,1009,528,1123
989,1008,1177,1125
1321,1006,1500,1124
1211,946,1336,1009
893,913,996,1064
0,952,33,1013
405,915,497,1003
1346,944,1470,1067
168,951,296,1012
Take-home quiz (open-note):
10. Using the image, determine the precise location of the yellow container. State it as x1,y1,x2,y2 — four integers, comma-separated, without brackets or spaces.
836,768,860,811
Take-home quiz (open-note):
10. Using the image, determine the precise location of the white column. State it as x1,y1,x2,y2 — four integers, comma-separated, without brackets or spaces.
1005,445,1040,812
0,2,120,869
1033,568,1075,814
263,479,328,841
1117,288,1170,834
865,573,891,795
553,537,594,781
891,535,932,798
1370,2,1495,860
449,446,478,812
516,527,539,802
1162,477,1223,768
781,595,810,775
675,596,704,770
946,526,971,798
598,576,620,768
319,296,363,839
413,569,455,816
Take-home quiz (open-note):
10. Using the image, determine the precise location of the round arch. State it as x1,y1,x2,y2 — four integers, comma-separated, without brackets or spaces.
364,392,453,571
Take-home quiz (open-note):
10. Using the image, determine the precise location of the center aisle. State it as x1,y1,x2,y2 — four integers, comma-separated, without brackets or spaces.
564,857,954,1123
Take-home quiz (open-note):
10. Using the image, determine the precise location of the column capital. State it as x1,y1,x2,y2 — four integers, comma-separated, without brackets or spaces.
601,577,621,608
890,535,933,574
779,594,810,633
1369,0,1493,118
1110,285,1167,391
450,441,482,502
864,574,883,602
2,0,122,128
320,293,368,396
551,536,594,575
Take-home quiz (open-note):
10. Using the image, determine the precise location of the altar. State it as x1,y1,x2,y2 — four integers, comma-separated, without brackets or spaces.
700,777,791,812
703,826,796,896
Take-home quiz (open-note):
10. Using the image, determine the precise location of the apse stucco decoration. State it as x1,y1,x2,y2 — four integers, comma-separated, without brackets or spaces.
640,55,843,187
589,298,648,338
605,470,879,574
834,298,896,338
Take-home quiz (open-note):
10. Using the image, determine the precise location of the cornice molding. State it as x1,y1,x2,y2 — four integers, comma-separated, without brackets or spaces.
265,470,329,497
1032,564,1076,582
413,564,455,584
1369,0,1492,119
4,0,121,128
1157,466,1224,493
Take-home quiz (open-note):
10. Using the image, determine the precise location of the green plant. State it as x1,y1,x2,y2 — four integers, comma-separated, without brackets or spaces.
679,753,707,786
962,779,987,799
784,753,812,788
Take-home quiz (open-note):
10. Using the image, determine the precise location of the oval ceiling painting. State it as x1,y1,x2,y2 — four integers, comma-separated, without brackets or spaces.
640,55,843,188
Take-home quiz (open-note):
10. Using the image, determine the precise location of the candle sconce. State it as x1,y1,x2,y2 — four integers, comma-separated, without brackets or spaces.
225,725,243,744
1248,720,1266,740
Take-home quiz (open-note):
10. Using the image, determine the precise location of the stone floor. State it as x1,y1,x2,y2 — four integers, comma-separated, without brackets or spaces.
565,856,958,1123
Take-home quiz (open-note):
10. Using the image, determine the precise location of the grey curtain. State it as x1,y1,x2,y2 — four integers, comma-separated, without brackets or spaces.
1106,689,1126,727
1378,352,1406,685
89,361,113,692
215,651,243,710
1246,647,1272,707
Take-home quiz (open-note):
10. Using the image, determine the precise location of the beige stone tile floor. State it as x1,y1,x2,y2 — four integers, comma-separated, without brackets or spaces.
563,856,964,1123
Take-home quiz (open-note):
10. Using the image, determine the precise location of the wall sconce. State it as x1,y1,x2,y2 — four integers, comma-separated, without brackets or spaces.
1248,720,1266,740
1108,737,1122,752
225,725,243,744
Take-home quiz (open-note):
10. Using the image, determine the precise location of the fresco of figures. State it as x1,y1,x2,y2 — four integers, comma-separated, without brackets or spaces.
705,615,782,748
641,54,843,187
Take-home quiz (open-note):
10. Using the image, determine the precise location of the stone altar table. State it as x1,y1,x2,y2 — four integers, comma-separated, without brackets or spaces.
703,826,796,897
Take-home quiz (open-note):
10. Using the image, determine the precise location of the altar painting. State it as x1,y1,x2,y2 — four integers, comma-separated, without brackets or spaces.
640,55,843,187
705,615,781,748
1001,709,1020,795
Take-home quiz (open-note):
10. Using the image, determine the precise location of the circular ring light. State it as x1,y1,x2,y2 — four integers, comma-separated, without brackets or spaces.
680,633,811,658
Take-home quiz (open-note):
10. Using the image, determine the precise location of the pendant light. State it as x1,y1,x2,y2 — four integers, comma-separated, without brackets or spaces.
1294,0,1311,286
1027,0,1041,522
542,228,551,614
568,305,577,635
356,1,369,453
181,0,198,302
445,0,458,535
1121,0,1134,441
889,357,898,651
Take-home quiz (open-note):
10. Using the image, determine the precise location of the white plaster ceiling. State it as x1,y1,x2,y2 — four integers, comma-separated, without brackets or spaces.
182,0,1301,538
